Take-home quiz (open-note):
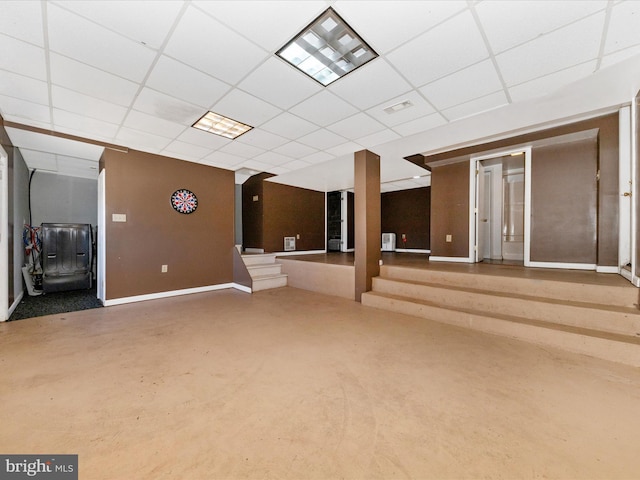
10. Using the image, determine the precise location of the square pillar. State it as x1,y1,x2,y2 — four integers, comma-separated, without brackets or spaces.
354,149,380,301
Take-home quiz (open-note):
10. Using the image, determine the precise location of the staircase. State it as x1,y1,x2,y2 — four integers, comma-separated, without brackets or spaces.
361,265,640,367
241,253,288,292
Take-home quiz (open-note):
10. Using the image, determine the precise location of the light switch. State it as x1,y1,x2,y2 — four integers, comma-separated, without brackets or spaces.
112,213,127,222
446,234,452,242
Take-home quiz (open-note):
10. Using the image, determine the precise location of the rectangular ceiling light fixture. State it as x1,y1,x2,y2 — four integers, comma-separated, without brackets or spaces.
277,7,378,86
192,111,253,139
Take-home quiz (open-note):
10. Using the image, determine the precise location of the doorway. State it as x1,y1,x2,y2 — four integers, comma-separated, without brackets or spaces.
0,146,7,321
471,148,531,265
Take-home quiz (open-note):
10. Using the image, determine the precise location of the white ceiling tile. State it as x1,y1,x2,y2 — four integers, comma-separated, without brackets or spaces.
236,129,290,150
124,109,187,138
164,5,268,85
605,1,640,54
212,89,282,127
239,57,322,110
53,109,119,138
261,112,319,140
162,140,211,160
54,167,98,180
218,141,266,159
115,127,173,152
0,1,44,46
268,166,291,175
51,85,127,124
5,127,104,159
195,1,326,52
329,59,413,110
366,90,436,127
289,91,358,127
419,60,503,110
386,10,489,86
303,151,334,165
50,53,139,106
0,71,48,105
254,151,295,166
336,1,466,52
280,159,313,171
146,56,231,109
56,155,98,169
476,0,607,54
0,95,51,124
326,141,364,157
241,160,277,172
132,88,203,125
326,113,386,139
202,150,245,167
356,129,401,149
176,128,231,150
496,12,605,86
297,129,349,150
54,0,183,49
442,91,508,121
47,4,156,82
19,149,57,170
600,46,640,69
0,34,47,80
392,112,447,137
273,141,318,159
509,62,597,102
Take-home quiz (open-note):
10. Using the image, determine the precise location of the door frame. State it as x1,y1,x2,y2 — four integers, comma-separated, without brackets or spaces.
0,146,8,321
470,147,532,265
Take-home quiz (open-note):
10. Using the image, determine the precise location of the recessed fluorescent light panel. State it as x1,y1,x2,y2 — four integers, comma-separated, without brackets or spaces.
277,7,378,86
192,111,253,139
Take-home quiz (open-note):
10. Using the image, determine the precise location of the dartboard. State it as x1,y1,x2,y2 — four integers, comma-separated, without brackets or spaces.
171,189,198,214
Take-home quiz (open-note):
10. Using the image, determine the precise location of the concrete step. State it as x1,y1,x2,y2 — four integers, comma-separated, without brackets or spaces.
247,263,283,278
362,291,640,368
372,277,640,338
380,265,639,309
251,274,288,292
241,253,277,266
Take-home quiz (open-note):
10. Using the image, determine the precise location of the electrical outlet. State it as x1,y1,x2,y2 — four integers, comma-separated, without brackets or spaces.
112,213,127,222
296,234,300,239
161,265,168,273
446,234,452,242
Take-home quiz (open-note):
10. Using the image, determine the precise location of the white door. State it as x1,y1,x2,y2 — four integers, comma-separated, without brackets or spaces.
97,169,106,304
0,147,8,321
475,161,486,262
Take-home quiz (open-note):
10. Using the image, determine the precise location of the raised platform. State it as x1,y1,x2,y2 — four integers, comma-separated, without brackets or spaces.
362,263,640,367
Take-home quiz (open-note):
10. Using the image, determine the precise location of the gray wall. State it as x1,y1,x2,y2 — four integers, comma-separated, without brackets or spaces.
30,172,97,227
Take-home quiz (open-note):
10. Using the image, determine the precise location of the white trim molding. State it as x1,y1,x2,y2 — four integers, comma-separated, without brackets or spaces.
528,261,596,271
232,283,252,293
429,256,474,263
275,249,326,257
104,283,235,307
394,249,430,254
596,266,619,274
7,291,23,319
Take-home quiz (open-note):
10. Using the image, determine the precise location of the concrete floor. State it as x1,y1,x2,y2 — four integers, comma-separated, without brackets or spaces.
1,286,640,479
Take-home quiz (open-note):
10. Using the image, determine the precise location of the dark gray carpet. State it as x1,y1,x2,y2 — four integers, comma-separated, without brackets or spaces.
9,287,102,321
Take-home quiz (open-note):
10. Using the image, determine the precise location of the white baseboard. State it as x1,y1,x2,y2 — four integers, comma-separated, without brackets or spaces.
244,248,264,254
595,266,619,274
232,283,252,293
104,283,235,306
394,249,430,254
341,248,354,253
527,261,596,271
5,290,23,320
275,249,326,257
429,256,473,263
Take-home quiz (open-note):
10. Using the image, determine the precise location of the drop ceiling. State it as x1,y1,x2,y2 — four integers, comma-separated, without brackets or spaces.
1,1,640,189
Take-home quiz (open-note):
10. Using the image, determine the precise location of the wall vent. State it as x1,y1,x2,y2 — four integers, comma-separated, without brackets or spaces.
284,236,296,251
382,233,396,251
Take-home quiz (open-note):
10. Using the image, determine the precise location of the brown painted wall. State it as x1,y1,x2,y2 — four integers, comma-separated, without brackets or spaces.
102,148,234,300
381,187,431,250
426,113,619,266
430,162,469,257
242,173,273,250
530,139,598,263
262,181,325,252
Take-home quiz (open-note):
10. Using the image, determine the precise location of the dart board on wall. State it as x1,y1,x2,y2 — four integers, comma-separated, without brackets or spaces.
171,189,198,214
